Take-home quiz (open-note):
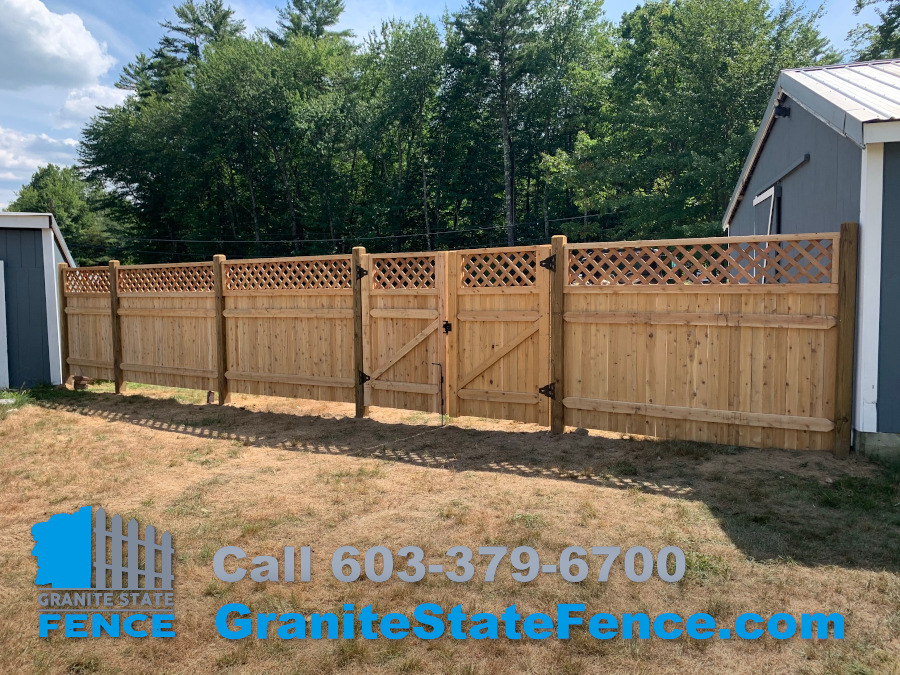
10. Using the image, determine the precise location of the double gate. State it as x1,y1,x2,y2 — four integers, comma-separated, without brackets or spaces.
360,247,550,425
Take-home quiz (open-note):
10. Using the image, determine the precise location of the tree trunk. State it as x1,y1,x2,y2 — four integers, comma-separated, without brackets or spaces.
244,145,261,245
418,126,432,251
270,141,300,254
501,109,515,245
544,120,551,239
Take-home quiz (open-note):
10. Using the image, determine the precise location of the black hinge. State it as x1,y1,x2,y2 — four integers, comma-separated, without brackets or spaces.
539,254,556,272
538,383,555,399
358,371,371,385
356,266,368,280
442,321,452,334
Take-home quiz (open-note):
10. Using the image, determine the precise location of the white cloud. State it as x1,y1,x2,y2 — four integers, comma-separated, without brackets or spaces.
53,84,127,128
0,125,77,175
0,0,115,91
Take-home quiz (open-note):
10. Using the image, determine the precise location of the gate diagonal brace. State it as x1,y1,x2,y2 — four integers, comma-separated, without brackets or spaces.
538,383,555,399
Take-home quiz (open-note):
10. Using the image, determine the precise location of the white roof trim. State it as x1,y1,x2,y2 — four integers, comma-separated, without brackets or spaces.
0,212,76,266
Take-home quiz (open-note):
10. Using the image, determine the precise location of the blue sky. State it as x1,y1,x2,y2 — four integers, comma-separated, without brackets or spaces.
0,0,878,207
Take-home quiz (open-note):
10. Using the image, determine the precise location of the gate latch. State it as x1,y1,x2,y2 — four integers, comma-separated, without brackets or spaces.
356,265,368,280
358,371,371,385
442,321,452,334
539,254,556,272
538,383,555,399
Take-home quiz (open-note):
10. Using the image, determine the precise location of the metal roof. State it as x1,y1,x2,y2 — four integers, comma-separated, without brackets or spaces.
781,60,900,142
723,59,900,228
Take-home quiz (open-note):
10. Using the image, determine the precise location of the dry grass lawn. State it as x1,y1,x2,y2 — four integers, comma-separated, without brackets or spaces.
0,382,898,674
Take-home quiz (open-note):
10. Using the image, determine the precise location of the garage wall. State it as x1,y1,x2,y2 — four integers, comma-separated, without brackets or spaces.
0,228,50,388
729,95,861,236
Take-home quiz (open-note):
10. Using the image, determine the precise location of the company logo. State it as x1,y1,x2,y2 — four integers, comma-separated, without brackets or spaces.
32,506,175,638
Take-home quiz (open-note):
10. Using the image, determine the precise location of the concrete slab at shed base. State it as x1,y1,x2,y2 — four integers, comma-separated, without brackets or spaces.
856,432,900,462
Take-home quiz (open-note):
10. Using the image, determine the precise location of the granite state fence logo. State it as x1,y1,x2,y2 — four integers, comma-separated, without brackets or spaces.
32,506,175,637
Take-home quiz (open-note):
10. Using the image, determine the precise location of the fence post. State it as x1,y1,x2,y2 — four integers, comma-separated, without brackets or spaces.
57,262,70,385
352,246,368,418
445,251,459,418
549,235,567,434
108,260,125,394
834,222,859,458
435,251,450,417
213,254,230,404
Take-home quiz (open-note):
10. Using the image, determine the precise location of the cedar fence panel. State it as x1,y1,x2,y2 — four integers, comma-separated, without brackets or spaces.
56,226,857,454
559,232,844,451
117,262,216,390
62,266,114,380
221,255,355,403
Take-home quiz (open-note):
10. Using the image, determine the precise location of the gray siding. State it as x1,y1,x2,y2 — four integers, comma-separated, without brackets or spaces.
878,142,900,432
729,96,861,235
0,229,50,388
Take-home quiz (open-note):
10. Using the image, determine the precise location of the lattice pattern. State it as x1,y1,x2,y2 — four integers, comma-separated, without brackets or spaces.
461,251,537,287
118,264,214,294
65,268,110,294
225,258,352,291
373,256,435,289
568,239,834,286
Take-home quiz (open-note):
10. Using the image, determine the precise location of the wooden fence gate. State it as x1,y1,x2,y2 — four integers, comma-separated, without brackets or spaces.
58,225,857,454
362,252,445,413
447,246,551,425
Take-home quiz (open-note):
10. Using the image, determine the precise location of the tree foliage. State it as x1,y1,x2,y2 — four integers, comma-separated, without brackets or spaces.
4,165,131,266
10,0,840,263
852,0,900,59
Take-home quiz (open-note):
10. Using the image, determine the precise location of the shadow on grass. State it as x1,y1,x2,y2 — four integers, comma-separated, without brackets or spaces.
30,385,900,574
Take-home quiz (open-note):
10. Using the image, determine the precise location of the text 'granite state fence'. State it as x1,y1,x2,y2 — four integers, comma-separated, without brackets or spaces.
57,224,858,455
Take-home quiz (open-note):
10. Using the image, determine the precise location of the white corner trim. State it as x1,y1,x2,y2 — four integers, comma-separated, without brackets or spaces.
0,262,8,389
863,120,900,145
48,215,75,267
41,228,62,385
855,143,883,433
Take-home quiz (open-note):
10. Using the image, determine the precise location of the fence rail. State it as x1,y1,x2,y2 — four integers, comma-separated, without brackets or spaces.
59,225,858,454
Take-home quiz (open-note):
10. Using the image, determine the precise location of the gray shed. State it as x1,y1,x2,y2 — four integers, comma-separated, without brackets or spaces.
0,212,75,389
724,59,900,456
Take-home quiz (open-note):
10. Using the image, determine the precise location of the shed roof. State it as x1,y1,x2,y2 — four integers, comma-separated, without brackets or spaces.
723,59,900,228
0,212,76,266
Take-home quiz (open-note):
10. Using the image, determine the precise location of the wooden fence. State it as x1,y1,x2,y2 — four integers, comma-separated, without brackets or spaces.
58,224,857,455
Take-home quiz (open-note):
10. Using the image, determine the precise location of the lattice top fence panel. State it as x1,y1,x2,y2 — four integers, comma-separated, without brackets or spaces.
461,250,537,287
65,267,110,294
225,257,352,292
118,264,214,294
372,256,435,290
567,237,835,286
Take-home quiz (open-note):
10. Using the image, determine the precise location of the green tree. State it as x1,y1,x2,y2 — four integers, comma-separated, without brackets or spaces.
266,0,353,43
5,165,129,265
452,0,538,244
159,0,245,62
851,0,900,59
546,0,839,240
